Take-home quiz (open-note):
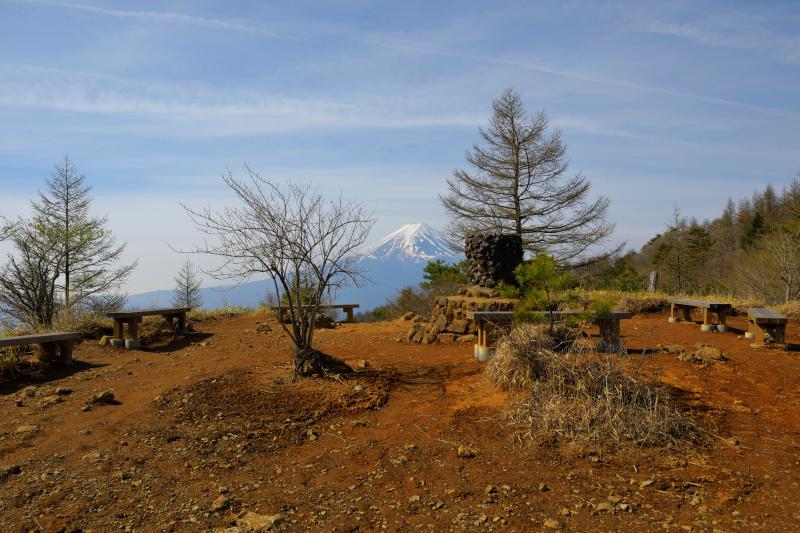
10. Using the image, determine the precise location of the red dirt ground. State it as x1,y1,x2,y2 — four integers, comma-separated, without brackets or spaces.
1,312,800,532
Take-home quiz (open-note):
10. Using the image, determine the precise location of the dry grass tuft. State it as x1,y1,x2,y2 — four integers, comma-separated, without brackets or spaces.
486,323,589,391
487,323,704,448
776,301,800,320
615,294,670,314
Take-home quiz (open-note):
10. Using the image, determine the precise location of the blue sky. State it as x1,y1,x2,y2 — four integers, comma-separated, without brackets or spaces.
0,0,798,293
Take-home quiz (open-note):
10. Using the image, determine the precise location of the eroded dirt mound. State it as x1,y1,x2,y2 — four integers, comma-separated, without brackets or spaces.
153,366,391,453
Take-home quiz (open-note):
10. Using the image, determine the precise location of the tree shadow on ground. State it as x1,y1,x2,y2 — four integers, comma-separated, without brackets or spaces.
139,332,214,354
0,359,108,396
355,361,481,400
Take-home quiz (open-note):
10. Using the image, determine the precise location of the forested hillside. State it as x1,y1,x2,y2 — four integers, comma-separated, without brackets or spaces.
594,175,800,304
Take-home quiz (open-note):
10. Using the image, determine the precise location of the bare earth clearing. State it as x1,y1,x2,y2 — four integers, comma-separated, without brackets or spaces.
2,312,800,532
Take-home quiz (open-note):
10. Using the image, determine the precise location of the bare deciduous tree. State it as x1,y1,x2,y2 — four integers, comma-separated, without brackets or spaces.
32,155,136,315
181,167,374,377
440,88,617,265
739,227,800,303
173,259,202,309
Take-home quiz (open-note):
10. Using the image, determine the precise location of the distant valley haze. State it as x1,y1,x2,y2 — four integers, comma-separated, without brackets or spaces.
0,0,798,299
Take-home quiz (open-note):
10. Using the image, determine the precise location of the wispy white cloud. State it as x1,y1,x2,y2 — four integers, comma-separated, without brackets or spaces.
362,34,800,120
640,16,800,66
0,69,484,136
14,0,303,41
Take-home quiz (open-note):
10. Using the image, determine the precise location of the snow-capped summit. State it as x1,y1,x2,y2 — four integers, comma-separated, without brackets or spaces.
359,223,460,262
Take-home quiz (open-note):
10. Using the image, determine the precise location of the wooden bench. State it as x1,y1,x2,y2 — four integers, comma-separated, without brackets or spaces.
466,310,633,358
107,307,190,348
270,304,360,323
745,308,788,347
668,298,731,332
0,332,81,365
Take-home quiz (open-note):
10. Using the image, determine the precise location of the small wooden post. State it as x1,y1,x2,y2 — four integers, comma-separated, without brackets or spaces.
597,319,622,353
648,271,659,292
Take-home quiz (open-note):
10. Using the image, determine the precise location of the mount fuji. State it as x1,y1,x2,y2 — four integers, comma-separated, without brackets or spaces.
124,223,463,314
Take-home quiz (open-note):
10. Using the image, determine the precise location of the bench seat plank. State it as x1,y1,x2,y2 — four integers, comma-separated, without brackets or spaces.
467,310,632,321
0,331,80,348
668,298,731,309
108,307,191,319
746,307,788,324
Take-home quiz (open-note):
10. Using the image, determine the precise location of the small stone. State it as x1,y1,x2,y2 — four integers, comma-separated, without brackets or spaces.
85,390,118,409
408,495,421,503
457,446,476,458
353,385,364,392
403,443,417,451
15,424,39,434
212,495,230,512
640,479,655,488
307,430,318,441
0,464,21,481
608,494,622,504
539,483,550,492
544,518,561,529
99,335,112,347
484,484,497,495
595,502,613,513
235,511,284,530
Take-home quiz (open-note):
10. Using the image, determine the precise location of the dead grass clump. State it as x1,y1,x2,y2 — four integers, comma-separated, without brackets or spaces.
506,356,702,448
616,294,669,314
53,313,113,339
485,323,589,391
487,324,703,448
776,301,800,320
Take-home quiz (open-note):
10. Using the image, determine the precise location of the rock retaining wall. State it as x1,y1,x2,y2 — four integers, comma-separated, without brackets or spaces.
406,289,517,344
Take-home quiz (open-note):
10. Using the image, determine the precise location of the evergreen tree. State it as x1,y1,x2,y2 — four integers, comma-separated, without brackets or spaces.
32,156,136,314
172,260,202,309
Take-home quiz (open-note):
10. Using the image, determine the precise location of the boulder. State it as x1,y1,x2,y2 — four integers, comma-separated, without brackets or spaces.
235,511,284,532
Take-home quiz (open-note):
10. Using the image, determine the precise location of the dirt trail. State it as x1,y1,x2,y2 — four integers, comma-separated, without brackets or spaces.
1,312,800,531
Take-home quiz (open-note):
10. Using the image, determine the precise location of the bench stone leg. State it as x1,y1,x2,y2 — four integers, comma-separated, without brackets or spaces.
58,340,74,366
745,319,759,340
700,309,716,332
178,312,187,335
681,307,693,322
345,308,354,323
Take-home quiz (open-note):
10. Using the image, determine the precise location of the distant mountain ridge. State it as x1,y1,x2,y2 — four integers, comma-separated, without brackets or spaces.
125,223,463,313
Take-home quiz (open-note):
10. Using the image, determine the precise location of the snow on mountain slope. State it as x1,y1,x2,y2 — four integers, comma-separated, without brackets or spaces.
359,223,459,262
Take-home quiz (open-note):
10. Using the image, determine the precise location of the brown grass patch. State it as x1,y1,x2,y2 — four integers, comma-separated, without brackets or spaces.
487,323,704,448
